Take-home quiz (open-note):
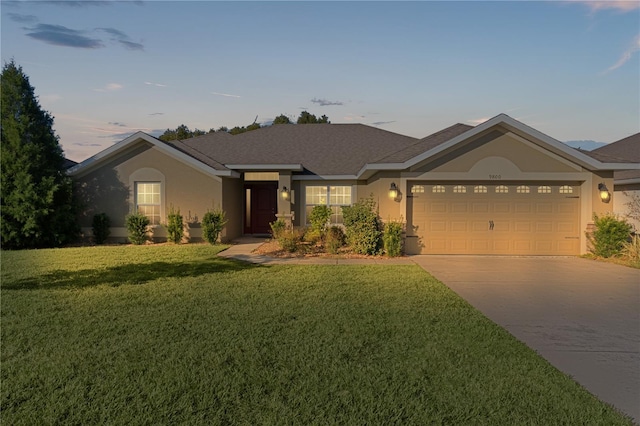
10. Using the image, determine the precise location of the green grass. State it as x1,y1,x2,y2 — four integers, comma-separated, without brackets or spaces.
1,246,633,425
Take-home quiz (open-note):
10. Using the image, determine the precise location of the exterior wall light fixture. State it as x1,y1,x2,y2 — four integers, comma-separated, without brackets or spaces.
389,182,399,199
281,186,290,201
598,183,611,203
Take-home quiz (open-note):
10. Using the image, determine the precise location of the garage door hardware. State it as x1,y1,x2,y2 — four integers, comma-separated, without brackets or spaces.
489,220,495,230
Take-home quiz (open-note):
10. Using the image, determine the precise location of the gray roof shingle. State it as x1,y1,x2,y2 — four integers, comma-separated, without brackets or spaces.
180,124,418,175
591,133,640,181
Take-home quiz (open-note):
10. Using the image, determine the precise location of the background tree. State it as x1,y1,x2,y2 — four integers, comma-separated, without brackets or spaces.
273,114,291,125
296,111,330,124
1,60,79,249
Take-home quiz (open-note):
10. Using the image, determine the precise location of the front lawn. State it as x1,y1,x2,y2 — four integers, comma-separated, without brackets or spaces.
1,246,632,424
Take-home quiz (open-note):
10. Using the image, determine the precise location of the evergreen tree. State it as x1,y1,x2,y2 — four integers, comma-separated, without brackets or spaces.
1,60,79,249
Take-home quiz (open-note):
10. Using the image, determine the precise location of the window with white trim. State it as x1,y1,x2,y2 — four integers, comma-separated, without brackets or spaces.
538,186,551,194
474,185,487,194
432,185,446,193
559,185,573,194
306,186,351,225
136,182,161,225
453,185,467,193
495,185,509,193
516,185,530,194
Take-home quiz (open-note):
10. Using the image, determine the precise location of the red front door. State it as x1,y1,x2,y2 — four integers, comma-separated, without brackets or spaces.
245,183,277,234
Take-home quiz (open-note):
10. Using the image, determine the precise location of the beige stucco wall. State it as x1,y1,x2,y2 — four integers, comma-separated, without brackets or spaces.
76,142,225,242
613,185,640,232
222,177,243,241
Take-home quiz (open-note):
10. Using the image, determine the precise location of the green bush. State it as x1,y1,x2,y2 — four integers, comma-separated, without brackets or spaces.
91,213,111,245
308,205,331,235
126,213,151,245
303,228,322,245
202,209,227,245
278,229,301,253
166,205,184,244
342,196,382,255
326,226,345,254
383,220,403,257
587,213,632,258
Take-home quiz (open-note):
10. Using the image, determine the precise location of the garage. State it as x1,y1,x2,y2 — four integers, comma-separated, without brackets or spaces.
407,182,581,255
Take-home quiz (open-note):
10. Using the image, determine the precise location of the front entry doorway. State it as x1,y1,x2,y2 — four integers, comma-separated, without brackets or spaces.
244,182,278,235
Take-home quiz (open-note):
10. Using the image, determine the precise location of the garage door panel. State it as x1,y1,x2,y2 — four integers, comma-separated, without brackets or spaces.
408,183,580,255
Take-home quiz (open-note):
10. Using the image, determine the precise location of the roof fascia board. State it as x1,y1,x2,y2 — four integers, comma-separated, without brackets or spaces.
226,164,303,171
292,174,359,181
614,178,640,185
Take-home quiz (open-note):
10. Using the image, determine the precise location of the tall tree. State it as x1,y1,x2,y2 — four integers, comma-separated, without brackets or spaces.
1,60,79,249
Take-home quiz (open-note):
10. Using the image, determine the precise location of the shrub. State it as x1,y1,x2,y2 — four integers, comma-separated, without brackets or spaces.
166,205,184,244
587,213,632,258
383,220,404,257
269,219,287,239
91,213,111,245
622,235,640,262
303,228,322,245
278,229,301,253
342,196,382,255
308,205,332,235
126,213,151,245
326,226,345,254
202,209,227,245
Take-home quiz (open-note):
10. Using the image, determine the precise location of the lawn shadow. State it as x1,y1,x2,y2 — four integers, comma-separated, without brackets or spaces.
3,257,261,290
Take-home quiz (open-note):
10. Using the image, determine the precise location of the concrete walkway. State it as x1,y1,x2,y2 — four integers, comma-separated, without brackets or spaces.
220,239,640,422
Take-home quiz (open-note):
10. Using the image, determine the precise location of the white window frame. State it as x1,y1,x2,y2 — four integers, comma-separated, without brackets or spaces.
135,182,162,225
305,185,352,225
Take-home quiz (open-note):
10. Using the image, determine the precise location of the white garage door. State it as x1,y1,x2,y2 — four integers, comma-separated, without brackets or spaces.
407,183,581,255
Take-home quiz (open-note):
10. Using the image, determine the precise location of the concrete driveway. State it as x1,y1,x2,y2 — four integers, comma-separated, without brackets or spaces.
411,256,640,423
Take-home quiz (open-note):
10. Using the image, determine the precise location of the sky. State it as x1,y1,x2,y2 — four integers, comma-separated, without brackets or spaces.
2,0,639,162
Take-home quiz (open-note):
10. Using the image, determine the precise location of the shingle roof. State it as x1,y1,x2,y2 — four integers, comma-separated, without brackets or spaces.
372,123,474,164
161,138,229,171
591,133,640,181
180,124,418,175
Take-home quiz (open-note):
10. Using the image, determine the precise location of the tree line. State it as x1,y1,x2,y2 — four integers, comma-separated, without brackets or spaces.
158,112,330,142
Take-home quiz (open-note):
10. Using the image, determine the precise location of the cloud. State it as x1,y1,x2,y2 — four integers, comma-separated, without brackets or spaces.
211,92,241,98
25,24,104,49
145,81,167,87
370,121,396,126
570,0,640,12
8,13,38,23
97,27,144,51
311,97,344,106
603,34,640,73
72,142,103,146
108,122,127,127
93,83,123,92
41,1,112,7
343,114,365,121
149,112,164,116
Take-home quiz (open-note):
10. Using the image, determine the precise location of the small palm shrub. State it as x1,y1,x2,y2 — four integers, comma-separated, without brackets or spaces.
202,209,227,244
326,226,345,254
126,213,151,245
166,205,184,244
91,213,110,245
383,220,403,257
342,196,382,255
270,219,287,239
587,214,632,258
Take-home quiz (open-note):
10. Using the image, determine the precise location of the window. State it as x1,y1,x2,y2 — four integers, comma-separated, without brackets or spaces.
453,185,467,193
474,185,487,194
495,185,509,193
411,185,425,193
559,185,573,194
516,185,530,194
432,185,446,193
136,182,161,225
538,186,551,194
306,185,351,225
